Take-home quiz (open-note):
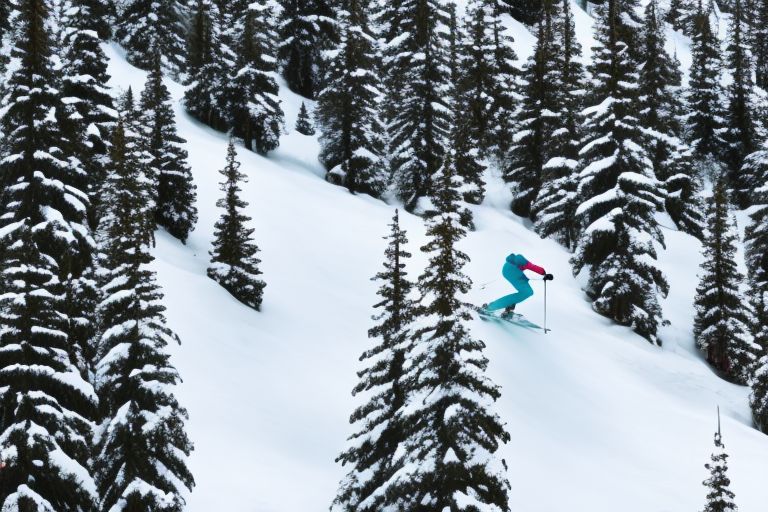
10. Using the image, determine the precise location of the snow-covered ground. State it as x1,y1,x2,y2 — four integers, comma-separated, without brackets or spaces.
104,3,768,509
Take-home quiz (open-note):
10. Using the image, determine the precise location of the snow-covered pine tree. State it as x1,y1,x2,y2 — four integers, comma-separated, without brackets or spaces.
226,0,284,154
94,116,194,511
693,180,758,383
60,0,117,228
755,0,768,89
723,0,760,208
638,0,704,238
506,0,559,219
744,143,768,351
665,0,689,31
184,0,230,132
116,0,188,76
383,150,511,510
533,0,586,249
141,56,198,243
445,2,485,209
685,0,727,177
379,0,451,212
571,0,669,344
460,0,520,159
701,413,738,512
331,209,416,512
84,0,115,39
616,0,645,63
277,0,336,98
295,101,316,135
0,0,98,507
316,0,387,197
208,140,266,310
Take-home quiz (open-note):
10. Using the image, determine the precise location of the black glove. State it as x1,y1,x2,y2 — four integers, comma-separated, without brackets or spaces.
544,273,554,281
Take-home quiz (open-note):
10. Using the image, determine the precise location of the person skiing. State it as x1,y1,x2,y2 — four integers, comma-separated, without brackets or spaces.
482,253,553,317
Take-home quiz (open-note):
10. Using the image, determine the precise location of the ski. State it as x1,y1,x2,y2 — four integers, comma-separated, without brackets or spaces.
469,305,545,331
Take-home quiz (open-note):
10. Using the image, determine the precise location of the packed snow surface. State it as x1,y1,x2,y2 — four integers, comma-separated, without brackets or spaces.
104,2,768,510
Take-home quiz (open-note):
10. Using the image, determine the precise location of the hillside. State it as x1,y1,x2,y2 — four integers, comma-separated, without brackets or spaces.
104,3,768,510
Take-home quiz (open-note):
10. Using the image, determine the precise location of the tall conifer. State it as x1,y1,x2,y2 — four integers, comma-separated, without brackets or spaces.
701,414,738,512
383,152,511,510
572,0,668,344
0,0,98,508
744,143,768,352
208,140,266,310
317,0,387,197
332,210,415,512
94,116,194,511
141,57,198,243
693,180,758,383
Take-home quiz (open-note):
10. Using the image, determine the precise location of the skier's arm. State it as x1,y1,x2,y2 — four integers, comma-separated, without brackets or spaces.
521,261,546,276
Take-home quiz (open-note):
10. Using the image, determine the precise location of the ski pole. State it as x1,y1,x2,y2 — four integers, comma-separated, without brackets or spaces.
544,279,550,334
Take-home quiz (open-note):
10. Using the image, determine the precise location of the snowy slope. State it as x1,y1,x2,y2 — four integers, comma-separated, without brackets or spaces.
104,4,768,510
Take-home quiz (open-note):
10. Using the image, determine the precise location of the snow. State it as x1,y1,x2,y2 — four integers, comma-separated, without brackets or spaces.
98,5,768,511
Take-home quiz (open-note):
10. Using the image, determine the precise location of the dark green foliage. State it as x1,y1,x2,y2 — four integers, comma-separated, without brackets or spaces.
500,0,543,25
61,0,118,229
693,181,757,383
744,144,768,352
723,0,759,208
94,117,195,511
116,0,189,76
277,0,337,98
685,0,727,176
380,0,451,212
701,419,737,512
506,0,559,219
184,0,229,131
638,0,704,238
461,0,520,159
295,101,315,135
755,0,768,89
208,140,266,310
141,57,198,243
383,151,511,510
572,0,668,344
317,0,387,197
0,0,98,507
533,0,586,250
331,210,415,512
226,0,284,154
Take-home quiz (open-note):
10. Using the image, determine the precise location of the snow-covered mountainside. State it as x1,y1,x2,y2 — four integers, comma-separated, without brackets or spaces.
105,4,768,510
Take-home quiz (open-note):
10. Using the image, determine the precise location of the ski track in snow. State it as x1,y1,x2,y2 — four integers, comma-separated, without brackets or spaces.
103,2,768,508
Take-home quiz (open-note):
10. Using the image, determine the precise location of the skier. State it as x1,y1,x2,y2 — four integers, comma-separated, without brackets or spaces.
481,253,553,317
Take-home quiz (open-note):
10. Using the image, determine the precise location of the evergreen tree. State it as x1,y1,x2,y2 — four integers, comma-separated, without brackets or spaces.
380,0,451,212
0,0,10,45
116,0,188,76
533,0,586,249
460,0,520,158
665,0,689,31
0,0,98,508
208,140,266,310
277,0,336,98
638,0,704,238
94,116,195,511
744,143,768,352
701,413,737,512
693,180,758,384
755,0,768,89
295,101,315,135
141,57,198,243
61,0,117,227
572,0,669,344
317,0,387,197
184,0,229,132
445,2,485,209
226,0,284,154
500,0,543,25
382,151,511,510
723,0,759,207
331,210,416,512
685,0,727,176
506,0,559,219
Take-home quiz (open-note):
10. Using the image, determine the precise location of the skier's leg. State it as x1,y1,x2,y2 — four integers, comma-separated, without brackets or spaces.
486,279,533,311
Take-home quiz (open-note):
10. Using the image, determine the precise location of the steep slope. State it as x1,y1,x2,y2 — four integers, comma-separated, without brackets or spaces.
103,4,768,510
